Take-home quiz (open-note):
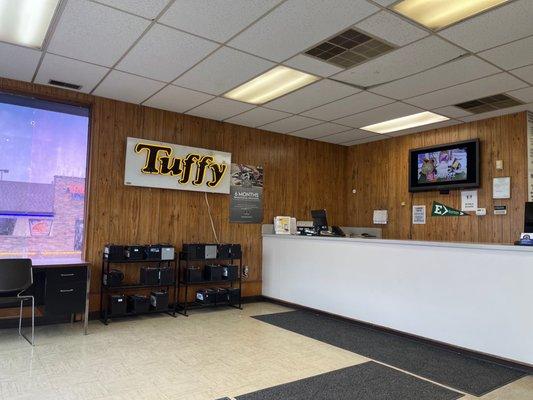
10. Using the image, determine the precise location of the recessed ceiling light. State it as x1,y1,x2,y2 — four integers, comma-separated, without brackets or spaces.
0,0,60,49
224,66,319,105
361,111,449,134
392,0,509,31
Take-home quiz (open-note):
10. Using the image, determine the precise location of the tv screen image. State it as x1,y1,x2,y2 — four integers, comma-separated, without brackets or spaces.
409,139,479,192
417,147,467,184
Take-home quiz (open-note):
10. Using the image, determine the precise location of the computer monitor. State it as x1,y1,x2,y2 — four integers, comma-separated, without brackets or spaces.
525,202,533,233
311,209,328,232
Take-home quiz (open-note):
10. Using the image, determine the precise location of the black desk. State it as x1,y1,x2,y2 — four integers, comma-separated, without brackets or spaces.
32,259,91,334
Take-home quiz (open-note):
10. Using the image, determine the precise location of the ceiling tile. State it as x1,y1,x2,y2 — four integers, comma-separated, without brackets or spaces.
186,98,254,121
511,65,533,85
508,87,533,103
344,134,388,146
143,85,214,113
459,104,532,122
439,0,533,52
334,102,423,128
0,42,41,82
317,129,374,144
370,56,500,100
93,70,165,104
228,0,378,62
432,105,473,119
386,120,461,137
259,116,322,133
47,0,150,67
478,36,533,70
333,36,465,87
35,54,109,93
302,91,394,120
289,123,351,139
160,0,282,42
355,10,428,46
173,47,275,95
225,107,291,128
404,73,528,109
116,24,219,82
265,79,359,114
283,54,343,77
95,0,170,19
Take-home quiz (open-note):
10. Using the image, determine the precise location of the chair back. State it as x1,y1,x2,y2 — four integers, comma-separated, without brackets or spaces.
0,259,33,293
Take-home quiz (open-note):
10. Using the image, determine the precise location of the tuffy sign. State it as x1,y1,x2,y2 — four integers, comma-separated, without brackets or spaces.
124,137,231,194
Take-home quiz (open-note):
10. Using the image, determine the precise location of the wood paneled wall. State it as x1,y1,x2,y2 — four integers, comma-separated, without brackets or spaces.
0,78,347,310
346,113,528,243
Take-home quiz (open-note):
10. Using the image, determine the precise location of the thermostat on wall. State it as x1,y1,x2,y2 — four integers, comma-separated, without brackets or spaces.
476,208,486,216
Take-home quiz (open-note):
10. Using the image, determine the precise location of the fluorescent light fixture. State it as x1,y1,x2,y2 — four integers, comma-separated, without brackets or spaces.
392,0,509,30
0,0,60,48
224,66,319,105
361,112,449,134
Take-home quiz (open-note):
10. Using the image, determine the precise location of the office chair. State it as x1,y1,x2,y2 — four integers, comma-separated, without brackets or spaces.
0,259,34,345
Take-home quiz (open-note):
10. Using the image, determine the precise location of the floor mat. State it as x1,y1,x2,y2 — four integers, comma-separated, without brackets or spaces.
254,310,526,396
236,361,462,400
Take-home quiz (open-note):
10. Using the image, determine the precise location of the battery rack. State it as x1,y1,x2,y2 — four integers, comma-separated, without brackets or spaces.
176,244,243,316
99,252,177,324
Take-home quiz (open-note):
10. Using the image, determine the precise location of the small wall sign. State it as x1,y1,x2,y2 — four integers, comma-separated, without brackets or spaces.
412,205,426,224
494,205,507,215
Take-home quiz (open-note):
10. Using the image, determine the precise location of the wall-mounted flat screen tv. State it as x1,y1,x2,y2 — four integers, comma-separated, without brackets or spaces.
409,139,480,192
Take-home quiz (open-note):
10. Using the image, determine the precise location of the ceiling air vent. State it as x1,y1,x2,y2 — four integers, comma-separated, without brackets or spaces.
48,79,82,90
455,94,523,114
304,28,395,69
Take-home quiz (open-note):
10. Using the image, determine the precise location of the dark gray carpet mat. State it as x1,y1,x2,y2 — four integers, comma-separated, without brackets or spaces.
235,361,462,400
254,310,526,396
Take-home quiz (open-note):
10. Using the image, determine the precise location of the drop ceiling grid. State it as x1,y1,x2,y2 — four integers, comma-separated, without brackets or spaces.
0,0,525,145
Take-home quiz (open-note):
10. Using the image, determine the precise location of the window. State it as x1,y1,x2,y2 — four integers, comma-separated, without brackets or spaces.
0,93,89,261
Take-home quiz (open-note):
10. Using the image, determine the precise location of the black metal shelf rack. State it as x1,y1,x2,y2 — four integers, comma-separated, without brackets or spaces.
176,250,243,316
99,254,178,324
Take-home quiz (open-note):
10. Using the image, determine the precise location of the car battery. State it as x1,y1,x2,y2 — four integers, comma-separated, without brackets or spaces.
214,287,228,303
127,295,150,314
196,288,215,305
125,245,145,260
103,269,124,286
222,265,238,281
104,245,127,261
204,264,223,281
183,243,205,260
204,244,218,260
140,267,160,285
185,267,203,283
217,244,232,259
230,244,242,258
227,288,241,305
158,267,174,285
150,291,169,311
109,294,127,315
145,245,162,260
161,245,175,260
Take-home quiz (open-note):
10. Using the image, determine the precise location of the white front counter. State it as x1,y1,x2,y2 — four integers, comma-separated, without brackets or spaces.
262,234,533,365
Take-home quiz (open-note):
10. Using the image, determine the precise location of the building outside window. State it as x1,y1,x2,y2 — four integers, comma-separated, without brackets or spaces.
0,93,89,261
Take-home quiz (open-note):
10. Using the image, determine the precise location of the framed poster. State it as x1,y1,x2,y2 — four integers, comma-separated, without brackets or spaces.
229,164,264,223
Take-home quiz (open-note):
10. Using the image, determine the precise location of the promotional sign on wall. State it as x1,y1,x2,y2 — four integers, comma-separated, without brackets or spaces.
124,137,231,194
412,205,426,224
229,164,264,223
461,190,478,212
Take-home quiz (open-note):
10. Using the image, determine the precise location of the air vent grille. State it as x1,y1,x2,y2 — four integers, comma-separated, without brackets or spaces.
305,28,395,69
48,79,82,90
455,94,523,114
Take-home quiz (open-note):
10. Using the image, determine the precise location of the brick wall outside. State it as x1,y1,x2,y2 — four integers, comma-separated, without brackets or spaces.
0,176,85,259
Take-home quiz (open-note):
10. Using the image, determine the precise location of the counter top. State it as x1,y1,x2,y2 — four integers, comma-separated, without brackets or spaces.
263,233,533,253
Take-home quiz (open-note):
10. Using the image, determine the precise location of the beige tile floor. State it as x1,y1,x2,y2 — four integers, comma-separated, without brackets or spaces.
0,302,531,400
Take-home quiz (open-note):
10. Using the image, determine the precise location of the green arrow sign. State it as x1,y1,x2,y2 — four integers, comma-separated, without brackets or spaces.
431,201,468,217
